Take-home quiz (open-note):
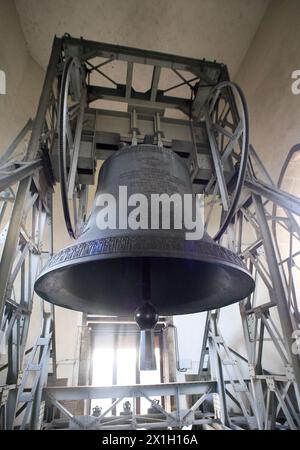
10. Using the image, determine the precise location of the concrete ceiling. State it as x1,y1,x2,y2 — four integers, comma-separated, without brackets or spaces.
15,0,270,78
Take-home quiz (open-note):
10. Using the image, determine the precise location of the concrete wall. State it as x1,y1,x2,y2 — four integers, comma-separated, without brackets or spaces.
0,0,44,152
236,0,300,181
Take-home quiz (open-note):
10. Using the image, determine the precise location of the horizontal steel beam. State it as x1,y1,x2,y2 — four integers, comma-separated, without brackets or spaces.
89,106,191,125
63,35,224,77
0,161,42,192
0,119,33,165
43,381,214,401
88,85,190,113
245,179,300,216
69,418,214,430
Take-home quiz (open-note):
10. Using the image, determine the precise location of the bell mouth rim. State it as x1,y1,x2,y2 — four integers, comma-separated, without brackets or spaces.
37,234,251,278
39,250,252,277
34,255,255,316
35,238,255,317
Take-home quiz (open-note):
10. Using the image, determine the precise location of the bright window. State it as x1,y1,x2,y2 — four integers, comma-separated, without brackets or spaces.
90,330,162,416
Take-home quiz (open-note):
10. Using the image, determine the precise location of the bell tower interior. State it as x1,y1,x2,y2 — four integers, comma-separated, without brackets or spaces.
1,0,300,433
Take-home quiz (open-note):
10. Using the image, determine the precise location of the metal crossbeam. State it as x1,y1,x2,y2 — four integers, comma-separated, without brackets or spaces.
43,380,212,401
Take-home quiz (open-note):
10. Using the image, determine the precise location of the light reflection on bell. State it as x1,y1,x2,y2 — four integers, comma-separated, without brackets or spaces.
34,144,255,316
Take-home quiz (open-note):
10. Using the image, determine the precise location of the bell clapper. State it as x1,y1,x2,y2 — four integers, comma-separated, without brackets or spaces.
135,300,159,371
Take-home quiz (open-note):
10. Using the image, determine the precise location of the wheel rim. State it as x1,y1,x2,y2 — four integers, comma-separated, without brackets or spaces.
58,57,88,239
201,81,250,241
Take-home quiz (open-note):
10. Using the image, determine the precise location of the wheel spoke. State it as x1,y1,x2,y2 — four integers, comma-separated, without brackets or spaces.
204,184,220,230
213,123,235,140
68,103,81,121
205,107,230,211
220,120,243,160
200,81,249,241
209,88,221,115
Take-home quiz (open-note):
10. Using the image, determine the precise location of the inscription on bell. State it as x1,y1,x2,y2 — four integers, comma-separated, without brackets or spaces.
119,167,187,195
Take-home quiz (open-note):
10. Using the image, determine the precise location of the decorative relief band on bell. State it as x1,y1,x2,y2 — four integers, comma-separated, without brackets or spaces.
42,235,245,272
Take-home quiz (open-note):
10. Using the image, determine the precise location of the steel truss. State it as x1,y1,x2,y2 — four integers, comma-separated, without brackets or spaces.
0,34,299,430
44,381,217,430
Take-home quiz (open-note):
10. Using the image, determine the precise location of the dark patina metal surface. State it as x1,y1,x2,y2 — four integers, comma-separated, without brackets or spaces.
35,144,254,316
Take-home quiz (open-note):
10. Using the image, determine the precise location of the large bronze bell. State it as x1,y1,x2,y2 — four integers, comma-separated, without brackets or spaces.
35,144,254,316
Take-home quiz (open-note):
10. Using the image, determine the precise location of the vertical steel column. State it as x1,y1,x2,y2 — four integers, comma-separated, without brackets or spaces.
253,194,300,398
47,191,57,381
30,313,53,430
209,313,231,427
2,37,61,430
0,37,61,320
237,210,265,429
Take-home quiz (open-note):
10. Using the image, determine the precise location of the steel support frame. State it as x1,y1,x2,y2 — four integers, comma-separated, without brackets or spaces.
62,35,226,117
234,174,300,428
1,34,300,430
43,381,215,429
0,37,61,429
195,98,300,429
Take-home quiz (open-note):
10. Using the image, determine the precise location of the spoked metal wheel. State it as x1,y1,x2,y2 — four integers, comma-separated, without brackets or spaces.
271,145,300,321
58,56,88,239
272,144,300,245
201,81,249,241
